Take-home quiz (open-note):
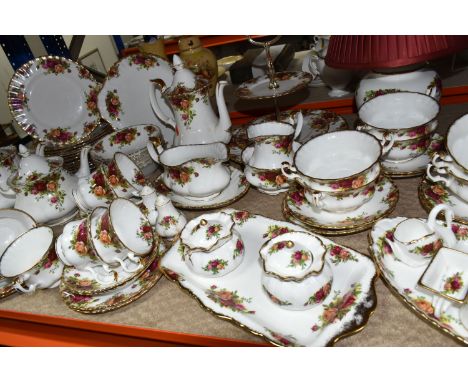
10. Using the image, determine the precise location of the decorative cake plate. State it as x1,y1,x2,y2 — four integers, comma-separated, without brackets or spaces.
160,209,377,346
369,217,468,345
235,71,313,100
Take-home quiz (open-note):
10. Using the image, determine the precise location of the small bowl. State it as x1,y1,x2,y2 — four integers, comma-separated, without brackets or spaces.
259,231,333,310
180,212,244,278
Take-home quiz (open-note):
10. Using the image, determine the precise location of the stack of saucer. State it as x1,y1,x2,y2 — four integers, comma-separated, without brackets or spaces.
282,130,399,235
149,142,249,210
421,114,468,223
57,198,163,313
357,91,442,178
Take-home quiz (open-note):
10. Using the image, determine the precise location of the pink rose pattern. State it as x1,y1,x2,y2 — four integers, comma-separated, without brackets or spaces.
137,218,154,246
206,285,255,314
311,283,361,332
203,259,228,275
17,170,66,210
36,57,72,75
443,272,464,295
105,90,123,120
160,215,178,230
44,127,78,145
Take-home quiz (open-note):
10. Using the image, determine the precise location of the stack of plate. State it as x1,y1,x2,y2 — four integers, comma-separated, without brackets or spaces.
7,55,112,173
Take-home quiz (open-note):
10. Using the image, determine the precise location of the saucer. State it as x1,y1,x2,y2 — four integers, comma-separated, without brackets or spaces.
161,208,377,346
228,109,348,164
154,167,249,210
382,134,444,178
283,176,399,234
419,177,468,225
61,240,161,295
61,256,162,314
370,217,468,345
235,71,313,100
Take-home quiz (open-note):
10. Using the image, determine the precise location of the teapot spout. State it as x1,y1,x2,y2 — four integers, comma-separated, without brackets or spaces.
215,81,232,143
75,146,92,179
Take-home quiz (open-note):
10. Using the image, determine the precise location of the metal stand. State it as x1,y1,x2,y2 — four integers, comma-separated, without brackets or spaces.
247,36,282,121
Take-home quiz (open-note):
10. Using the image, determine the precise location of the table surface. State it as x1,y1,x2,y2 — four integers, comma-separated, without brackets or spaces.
1,103,467,347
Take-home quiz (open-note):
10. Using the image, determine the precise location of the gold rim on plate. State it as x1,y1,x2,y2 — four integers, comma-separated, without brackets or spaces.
367,231,468,346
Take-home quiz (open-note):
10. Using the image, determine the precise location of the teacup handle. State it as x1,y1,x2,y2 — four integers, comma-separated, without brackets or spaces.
281,162,305,187
14,276,37,294
432,153,454,174
380,132,395,156
426,164,452,187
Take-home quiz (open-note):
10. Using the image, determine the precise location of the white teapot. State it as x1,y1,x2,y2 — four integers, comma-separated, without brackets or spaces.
149,55,231,146
0,144,86,224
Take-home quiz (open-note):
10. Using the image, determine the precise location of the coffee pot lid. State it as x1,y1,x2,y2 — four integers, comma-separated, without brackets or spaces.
171,54,196,89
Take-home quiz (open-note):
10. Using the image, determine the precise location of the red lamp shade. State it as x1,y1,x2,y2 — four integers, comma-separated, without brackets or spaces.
325,35,468,70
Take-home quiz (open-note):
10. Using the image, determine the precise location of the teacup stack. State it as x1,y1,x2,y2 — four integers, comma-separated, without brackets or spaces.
57,198,160,313
425,114,468,218
282,130,396,234
357,91,440,175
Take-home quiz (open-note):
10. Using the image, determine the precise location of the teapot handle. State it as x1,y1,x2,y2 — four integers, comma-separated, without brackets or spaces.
149,79,176,130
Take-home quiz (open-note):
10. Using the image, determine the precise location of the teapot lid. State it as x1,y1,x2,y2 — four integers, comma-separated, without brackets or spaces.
171,54,196,89
259,231,327,281
181,211,234,251
16,144,54,179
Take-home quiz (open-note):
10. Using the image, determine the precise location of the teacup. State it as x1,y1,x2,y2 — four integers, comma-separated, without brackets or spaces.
108,198,155,257
0,226,63,293
147,141,231,200
357,91,439,141
102,159,135,199
259,231,332,311
59,219,111,273
87,207,141,272
72,166,115,212
384,134,432,162
282,131,384,191
180,212,244,278
244,164,289,194
0,208,36,256
304,181,376,213
427,162,468,203
385,204,456,267
432,114,468,178
113,152,147,192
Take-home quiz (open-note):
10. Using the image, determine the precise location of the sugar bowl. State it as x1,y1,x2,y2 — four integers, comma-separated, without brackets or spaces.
180,212,244,277
259,231,333,310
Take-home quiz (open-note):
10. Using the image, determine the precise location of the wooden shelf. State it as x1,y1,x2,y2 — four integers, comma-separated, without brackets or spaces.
120,35,265,57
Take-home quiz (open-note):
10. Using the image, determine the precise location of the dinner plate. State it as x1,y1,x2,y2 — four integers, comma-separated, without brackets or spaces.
8,56,102,147
160,209,377,346
97,53,175,145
